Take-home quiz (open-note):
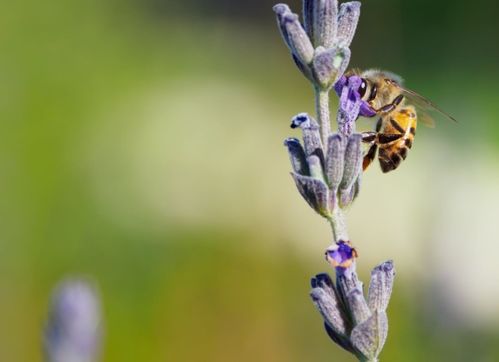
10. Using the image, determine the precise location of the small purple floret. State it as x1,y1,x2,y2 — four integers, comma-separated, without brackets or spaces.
327,241,355,266
334,75,377,122
334,76,362,136
334,75,348,96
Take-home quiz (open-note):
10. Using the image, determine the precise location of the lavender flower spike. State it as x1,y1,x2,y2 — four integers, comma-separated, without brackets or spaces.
273,1,396,361
45,279,102,362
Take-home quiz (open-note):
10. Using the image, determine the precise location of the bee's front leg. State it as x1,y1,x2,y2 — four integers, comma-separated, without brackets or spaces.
374,94,404,114
361,131,377,144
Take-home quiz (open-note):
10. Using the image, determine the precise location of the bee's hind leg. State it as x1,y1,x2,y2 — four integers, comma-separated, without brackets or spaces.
361,131,378,171
363,143,378,171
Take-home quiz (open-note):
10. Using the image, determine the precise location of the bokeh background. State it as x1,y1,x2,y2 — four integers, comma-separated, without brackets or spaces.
1,0,499,360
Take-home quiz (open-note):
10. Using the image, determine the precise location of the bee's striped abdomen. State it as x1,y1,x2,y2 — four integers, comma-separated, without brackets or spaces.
378,107,417,173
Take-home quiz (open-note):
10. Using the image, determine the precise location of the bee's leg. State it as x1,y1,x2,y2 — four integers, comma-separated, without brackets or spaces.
362,118,384,171
362,132,377,144
363,143,377,171
377,133,404,144
361,131,378,171
374,95,404,114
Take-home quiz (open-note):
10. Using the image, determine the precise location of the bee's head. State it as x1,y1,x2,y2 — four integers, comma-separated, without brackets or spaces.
334,75,377,118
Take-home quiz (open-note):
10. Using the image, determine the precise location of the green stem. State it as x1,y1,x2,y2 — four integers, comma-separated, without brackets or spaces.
314,87,331,151
329,205,349,242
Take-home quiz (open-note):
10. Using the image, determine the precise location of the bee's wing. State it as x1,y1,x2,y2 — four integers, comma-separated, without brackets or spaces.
399,87,457,128
418,110,436,129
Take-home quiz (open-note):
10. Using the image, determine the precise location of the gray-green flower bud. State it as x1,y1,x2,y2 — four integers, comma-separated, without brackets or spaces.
313,46,351,90
351,310,388,361
273,5,315,65
291,173,332,218
291,113,324,163
336,2,361,48
325,133,346,192
284,138,310,176
368,261,395,313
312,0,339,48
346,288,372,326
339,134,363,207
311,273,349,337
308,155,325,180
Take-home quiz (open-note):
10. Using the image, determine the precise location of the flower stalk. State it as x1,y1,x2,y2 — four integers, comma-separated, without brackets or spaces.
274,1,395,360
329,206,348,242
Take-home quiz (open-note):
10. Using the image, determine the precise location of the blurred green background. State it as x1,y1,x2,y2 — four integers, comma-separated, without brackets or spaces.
1,0,499,360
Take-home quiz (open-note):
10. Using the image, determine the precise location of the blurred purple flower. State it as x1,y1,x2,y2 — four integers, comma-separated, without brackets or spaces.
45,279,102,362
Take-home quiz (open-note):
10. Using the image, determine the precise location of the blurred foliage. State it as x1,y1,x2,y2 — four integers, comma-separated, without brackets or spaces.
0,0,498,361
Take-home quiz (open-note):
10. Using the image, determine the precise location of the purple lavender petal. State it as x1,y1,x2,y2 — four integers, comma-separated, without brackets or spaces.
335,75,367,135
334,76,348,96
336,75,377,118
344,75,362,101
359,101,377,117
327,241,355,266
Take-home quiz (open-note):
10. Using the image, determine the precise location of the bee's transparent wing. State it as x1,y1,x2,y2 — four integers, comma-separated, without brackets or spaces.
399,87,457,128
418,111,436,129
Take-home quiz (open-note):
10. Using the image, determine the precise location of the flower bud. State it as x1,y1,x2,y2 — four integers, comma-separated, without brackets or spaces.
302,0,315,40
308,155,325,180
273,4,293,48
323,323,356,354
273,5,315,65
368,261,395,312
291,113,324,162
339,134,362,206
292,173,332,218
312,0,338,48
310,273,349,337
284,138,310,176
325,133,346,191
312,46,351,89
292,54,316,83
346,288,371,326
350,310,388,361
336,2,361,48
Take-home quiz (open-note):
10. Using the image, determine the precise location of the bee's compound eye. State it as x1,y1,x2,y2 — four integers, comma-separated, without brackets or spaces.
359,78,367,98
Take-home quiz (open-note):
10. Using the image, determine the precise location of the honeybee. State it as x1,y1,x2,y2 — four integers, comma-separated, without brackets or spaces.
343,69,456,173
